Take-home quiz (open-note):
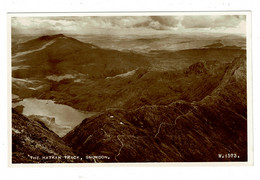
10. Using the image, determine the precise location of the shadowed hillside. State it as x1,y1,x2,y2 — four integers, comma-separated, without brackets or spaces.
12,108,79,163
63,55,247,162
12,34,150,79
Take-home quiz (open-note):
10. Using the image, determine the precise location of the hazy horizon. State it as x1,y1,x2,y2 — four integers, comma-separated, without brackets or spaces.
11,15,246,36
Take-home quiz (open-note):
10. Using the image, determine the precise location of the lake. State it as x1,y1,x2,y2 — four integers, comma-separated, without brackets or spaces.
12,98,97,137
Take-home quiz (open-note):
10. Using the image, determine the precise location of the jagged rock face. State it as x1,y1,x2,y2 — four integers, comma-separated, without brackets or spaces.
12,109,78,163
63,55,247,162
27,115,71,137
13,105,24,114
185,62,207,74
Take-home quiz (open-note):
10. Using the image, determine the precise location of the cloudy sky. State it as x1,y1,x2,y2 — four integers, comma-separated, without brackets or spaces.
11,15,246,36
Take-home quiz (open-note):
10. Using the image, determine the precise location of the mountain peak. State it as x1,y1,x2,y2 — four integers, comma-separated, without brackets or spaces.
38,34,66,41
204,42,224,48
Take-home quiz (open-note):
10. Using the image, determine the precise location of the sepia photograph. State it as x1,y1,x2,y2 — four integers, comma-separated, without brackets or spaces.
9,12,251,164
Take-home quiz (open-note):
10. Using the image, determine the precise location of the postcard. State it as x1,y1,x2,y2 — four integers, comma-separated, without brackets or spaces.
8,12,252,166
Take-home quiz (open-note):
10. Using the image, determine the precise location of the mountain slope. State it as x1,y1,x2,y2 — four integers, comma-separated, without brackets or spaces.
63,55,247,162
12,34,246,113
12,108,78,163
55,62,227,111
12,34,150,79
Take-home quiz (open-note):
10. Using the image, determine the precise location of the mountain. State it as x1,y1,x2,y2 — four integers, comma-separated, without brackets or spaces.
204,42,224,48
203,42,242,50
12,108,78,163
12,34,150,79
184,62,208,74
72,33,246,52
12,33,247,163
63,55,247,162
54,61,227,111
12,34,246,113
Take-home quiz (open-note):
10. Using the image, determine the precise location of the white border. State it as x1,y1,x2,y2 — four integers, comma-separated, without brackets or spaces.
246,13,253,166
7,11,252,168
2,1,260,180
7,11,251,16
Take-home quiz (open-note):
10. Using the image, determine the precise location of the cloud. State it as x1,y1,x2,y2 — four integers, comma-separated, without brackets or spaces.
12,16,149,34
150,16,179,27
12,16,179,34
181,15,246,29
12,17,77,35
133,16,180,30
11,15,246,35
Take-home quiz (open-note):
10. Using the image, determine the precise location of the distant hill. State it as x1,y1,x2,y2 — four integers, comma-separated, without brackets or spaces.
12,34,150,79
203,42,242,49
204,42,224,48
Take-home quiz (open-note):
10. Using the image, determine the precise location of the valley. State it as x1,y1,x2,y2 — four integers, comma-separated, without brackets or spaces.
11,33,247,163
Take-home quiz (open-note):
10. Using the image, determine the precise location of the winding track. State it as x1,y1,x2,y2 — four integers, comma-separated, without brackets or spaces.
115,135,124,162
154,106,196,138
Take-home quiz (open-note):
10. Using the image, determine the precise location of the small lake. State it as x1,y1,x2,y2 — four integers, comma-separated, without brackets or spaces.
13,98,97,137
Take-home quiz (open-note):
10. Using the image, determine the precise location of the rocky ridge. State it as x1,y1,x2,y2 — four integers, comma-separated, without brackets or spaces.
63,55,247,162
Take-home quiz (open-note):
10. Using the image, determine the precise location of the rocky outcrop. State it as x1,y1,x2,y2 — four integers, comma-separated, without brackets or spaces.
63,55,247,162
12,109,78,163
185,62,207,74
